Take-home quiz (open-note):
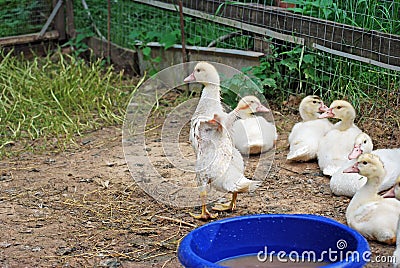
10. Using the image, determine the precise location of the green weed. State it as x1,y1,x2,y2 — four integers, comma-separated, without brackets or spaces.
0,49,137,158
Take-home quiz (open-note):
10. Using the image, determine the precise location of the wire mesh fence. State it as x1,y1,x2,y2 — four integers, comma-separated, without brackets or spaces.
1,0,399,146
0,0,52,38
73,0,255,50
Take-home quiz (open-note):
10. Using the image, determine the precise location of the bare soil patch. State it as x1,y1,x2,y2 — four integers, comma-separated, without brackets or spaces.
0,98,395,267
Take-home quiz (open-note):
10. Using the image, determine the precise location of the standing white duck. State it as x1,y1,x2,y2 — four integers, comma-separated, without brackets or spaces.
343,153,400,245
317,100,362,176
348,132,400,192
287,95,332,161
184,62,225,152
230,96,277,155
383,177,400,268
191,114,260,220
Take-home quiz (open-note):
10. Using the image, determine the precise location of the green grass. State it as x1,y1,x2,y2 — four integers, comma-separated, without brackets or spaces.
0,49,138,158
284,0,400,34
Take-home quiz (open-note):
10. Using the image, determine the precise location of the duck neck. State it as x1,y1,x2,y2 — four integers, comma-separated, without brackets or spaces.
336,117,354,131
349,177,381,211
300,109,318,122
237,109,253,120
225,109,237,127
201,83,221,102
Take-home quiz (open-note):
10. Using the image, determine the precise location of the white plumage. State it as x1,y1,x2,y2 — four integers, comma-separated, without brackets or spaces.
331,132,400,197
191,114,260,220
343,153,400,245
184,62,259,220
231,96,277,155
382,177,400,267
184,62,225,152
287,95,332,161
317,100,362,176
196,114,259,194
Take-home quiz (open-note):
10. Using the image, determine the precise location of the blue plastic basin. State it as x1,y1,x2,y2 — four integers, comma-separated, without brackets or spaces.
178,214,370,267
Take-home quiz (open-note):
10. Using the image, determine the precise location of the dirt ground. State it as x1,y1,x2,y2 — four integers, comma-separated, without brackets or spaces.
0,95,396,267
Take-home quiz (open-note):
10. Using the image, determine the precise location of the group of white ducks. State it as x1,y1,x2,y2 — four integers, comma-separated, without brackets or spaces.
288,95,400,266
183,61,400,266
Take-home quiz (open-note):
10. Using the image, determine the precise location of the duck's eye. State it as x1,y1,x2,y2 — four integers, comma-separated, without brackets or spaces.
362,161,368,165
336,106,342,109
363,140,367,144
312,100,317,104
196,68,201,72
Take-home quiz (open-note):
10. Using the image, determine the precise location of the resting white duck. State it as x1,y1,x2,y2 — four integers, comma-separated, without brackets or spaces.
230,96,277,155
343,153,400,245
191,114,260,220
330,133,368,197
287,95,332,161
317,100,362,176
348,132,400,192
184,62,225,152
383,177,400,268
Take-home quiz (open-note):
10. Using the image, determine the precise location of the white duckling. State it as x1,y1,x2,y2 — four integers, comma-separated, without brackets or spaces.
184,62,225,152
343,153,400,245
191,114,260,220
230,96,277,155
348,132,400,192
330,133,368,197
382,177,400,268
317,100,362,176
287,95,332,161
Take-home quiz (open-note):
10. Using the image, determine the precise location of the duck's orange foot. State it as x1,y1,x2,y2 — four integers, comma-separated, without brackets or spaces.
212,202,235,212
189,210,218,221
212,193,238,212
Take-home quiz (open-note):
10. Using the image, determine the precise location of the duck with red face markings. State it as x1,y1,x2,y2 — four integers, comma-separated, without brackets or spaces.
191,113,261,220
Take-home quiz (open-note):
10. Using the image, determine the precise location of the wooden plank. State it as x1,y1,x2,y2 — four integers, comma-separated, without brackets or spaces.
133,0,304,45
313,43,400,72
156,0,400,68
0,31,59,46
87,37,140,75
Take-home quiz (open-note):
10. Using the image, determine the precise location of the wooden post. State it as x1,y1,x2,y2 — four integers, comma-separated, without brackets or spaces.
65,0,76,38
53,0,66,40
178,1,187,63
107,0,111,61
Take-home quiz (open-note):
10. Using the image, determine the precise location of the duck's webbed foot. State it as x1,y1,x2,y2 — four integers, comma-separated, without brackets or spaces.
190,204,218,220
212,192,238,212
